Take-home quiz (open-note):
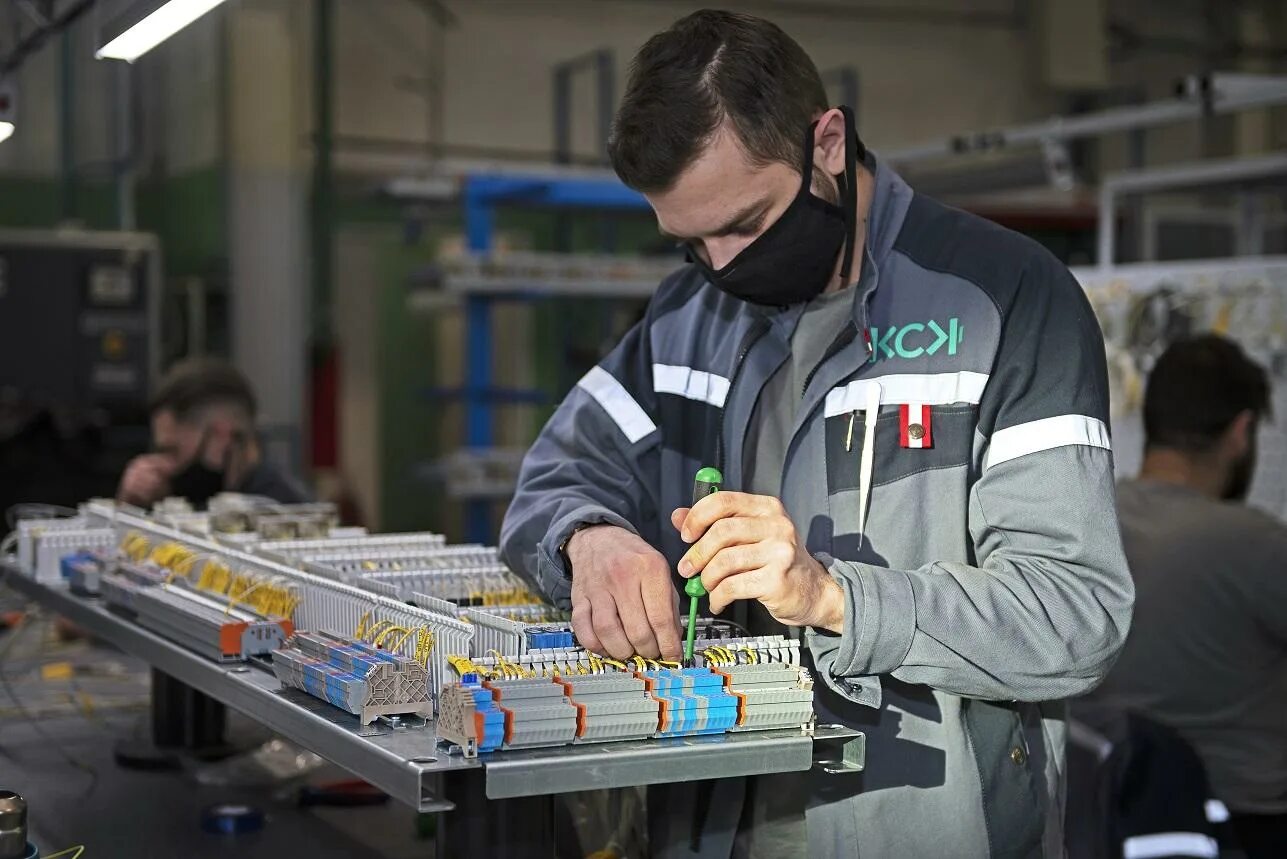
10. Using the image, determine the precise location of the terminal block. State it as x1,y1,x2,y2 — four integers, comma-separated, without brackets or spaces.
640,667,740,737
61,551,106,596
524,626,574,650
272,632,433,725
438,675,505,757
134,585,294,662
481,677,578,748
100,562,168,615
714,663,815,734
556,674,661,743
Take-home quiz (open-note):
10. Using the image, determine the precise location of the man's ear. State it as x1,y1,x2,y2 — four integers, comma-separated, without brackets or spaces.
1222,409,1256,460
813,107,847,176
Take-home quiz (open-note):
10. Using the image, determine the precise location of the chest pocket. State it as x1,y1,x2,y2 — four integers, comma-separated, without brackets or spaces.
823,403,978,494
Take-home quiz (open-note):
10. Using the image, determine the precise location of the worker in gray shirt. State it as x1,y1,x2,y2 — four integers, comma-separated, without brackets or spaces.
1091,335,1287,857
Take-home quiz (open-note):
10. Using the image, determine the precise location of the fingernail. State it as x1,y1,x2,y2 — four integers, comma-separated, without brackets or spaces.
678,559,692,576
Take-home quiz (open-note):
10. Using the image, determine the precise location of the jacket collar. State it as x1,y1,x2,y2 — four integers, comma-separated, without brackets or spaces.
865,151,914,272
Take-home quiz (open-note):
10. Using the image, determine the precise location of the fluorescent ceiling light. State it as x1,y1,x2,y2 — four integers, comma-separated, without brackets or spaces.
96,0,230,63
0,122,13,144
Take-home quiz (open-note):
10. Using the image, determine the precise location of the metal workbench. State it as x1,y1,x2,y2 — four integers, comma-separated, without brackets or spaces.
1,563,863,856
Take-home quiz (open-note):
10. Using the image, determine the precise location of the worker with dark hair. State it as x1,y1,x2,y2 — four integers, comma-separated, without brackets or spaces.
118,357,307,508
501,9,1133,856
115,358,309,765
1091,335,1286,857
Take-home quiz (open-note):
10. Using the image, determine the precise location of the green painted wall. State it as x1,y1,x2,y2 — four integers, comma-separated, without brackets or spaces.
0,167,227,278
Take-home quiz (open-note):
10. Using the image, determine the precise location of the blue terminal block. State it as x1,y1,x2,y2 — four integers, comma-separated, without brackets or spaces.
525,627,575,651
60,550,100,581
643,668,739,737
461,678,506,752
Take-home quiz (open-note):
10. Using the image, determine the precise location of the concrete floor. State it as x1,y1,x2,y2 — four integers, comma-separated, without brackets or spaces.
0,611,433,858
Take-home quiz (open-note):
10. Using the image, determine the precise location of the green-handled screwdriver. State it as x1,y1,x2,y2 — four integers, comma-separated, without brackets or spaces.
684,466,723,664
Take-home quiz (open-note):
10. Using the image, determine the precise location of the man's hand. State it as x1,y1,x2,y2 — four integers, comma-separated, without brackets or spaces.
673,492,845,633
566,525,682,661
117,454,175,507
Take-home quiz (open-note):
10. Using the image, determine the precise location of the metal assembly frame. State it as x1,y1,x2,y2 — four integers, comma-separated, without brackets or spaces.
2,567,861,816
885,72,1287,166
1096,152,1287,268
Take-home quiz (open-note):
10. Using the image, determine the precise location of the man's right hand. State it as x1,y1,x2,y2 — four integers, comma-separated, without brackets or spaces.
566,525,682,661
117,454,176,508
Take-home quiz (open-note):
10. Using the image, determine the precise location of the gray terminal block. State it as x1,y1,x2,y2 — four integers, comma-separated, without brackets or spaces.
559,674,661,743
100,562,167,616
485,678,578,748
719,663,816,733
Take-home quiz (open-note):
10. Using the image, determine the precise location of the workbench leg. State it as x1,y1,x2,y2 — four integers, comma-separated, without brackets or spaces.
436,768,558,858
152,668,227,752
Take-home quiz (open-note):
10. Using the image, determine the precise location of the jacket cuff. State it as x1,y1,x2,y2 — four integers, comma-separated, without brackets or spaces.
537,506,639,605
826,555,916,677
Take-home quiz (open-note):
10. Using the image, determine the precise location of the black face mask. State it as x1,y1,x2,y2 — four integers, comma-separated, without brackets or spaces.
688,105,863,307
168,430,243,508
170,459,227,509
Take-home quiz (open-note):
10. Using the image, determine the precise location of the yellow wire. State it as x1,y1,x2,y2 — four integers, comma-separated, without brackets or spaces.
389,627,416,654
44,847,85,859
447,655,476,676
364,620,392,644
224,577,270,616
354,610,373,639
414,628,435,667
372,625,410,649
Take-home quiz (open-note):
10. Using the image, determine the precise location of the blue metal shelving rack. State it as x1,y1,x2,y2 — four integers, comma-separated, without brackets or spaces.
457,172,654,543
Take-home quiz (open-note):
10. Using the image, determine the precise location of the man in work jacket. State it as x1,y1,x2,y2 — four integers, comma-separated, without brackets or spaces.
500,9,1134,857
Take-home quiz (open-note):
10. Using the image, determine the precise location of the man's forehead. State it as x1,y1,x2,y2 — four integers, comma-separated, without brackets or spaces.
648,126,796,237
151,409,192,438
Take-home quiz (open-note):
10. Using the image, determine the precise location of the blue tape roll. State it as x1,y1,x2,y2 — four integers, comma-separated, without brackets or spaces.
201,804,265,835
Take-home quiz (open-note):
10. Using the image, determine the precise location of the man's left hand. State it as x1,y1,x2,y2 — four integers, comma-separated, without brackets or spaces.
672,492,844,633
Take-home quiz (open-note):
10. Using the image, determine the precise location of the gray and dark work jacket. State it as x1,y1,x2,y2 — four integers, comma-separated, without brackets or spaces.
500,155,1134,858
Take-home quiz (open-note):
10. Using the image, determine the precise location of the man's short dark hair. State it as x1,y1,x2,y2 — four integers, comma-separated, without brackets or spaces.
608,9,828,193
1144,335,1270,452
150,358,257,424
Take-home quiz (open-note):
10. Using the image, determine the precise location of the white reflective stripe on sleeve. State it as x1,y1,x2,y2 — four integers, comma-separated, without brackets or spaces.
825,371,989,417
1122,832,1218,859
984,414,1111,470
577,366,657,444
652,363,731,408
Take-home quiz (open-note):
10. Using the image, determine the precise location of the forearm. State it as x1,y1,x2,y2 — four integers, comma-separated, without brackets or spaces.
824,557,1126,701
821,448,1134,702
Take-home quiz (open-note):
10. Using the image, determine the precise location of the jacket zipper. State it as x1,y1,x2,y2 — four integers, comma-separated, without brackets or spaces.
800,323,859,399
715,317,771,476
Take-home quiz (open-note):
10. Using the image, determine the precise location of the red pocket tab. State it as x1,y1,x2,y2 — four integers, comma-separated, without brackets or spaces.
899,403,933,449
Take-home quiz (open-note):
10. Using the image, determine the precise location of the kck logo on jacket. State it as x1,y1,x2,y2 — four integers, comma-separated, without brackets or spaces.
868,317,964,361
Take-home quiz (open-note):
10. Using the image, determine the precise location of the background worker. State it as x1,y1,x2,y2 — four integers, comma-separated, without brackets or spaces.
1089,335,1287,858
116,358,310,764
502,9,1134,856
117,357,309,510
